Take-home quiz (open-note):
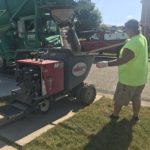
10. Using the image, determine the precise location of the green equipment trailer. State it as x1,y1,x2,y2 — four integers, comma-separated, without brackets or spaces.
0,0,76,67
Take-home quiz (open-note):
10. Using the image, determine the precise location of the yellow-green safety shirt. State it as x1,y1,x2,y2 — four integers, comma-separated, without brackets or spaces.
119,34,148,86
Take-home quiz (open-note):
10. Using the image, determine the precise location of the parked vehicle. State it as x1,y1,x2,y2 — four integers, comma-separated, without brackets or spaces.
80,30,128,55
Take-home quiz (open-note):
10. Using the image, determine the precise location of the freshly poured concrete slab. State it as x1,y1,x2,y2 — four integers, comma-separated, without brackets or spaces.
0,95,102,146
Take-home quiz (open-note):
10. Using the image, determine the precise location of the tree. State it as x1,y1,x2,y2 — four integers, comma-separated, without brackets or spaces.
75,0,102,37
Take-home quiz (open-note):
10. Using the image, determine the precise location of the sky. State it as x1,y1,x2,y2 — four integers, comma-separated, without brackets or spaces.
91,0,142,26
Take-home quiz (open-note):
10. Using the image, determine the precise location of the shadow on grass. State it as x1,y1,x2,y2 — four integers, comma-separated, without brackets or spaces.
84,118,134,150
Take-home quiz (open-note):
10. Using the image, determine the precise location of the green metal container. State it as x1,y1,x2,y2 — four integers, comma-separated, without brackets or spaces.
0,0,34,32
0,0,75,31
0,0,76,66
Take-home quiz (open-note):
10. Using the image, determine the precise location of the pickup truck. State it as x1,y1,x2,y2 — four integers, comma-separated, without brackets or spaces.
80,30,128,55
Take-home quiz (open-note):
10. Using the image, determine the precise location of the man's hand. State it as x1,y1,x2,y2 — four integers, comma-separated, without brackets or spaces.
96,61,108,68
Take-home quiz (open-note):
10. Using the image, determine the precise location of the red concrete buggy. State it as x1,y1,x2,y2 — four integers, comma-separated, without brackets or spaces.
0,1,97,124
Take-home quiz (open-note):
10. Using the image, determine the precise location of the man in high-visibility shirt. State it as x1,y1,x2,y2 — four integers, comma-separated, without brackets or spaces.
96,19,148,122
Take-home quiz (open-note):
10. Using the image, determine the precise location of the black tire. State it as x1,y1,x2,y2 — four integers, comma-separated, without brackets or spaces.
78,84,96,105
71,82,84,97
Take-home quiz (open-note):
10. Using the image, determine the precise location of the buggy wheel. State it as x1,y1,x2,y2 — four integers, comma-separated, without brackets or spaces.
39,99,50,113
78,84,96,105
69,82,84,97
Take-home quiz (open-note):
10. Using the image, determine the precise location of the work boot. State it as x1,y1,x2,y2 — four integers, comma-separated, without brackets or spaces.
131,116,140,123
109,113,119,120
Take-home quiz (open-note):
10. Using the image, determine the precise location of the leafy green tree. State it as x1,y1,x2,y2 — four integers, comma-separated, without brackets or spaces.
75,0,102,37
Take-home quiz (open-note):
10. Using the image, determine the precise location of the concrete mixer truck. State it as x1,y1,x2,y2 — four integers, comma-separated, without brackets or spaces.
0,0,79,67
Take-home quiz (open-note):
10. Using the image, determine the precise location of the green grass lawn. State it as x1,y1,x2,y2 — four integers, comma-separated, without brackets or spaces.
24,97,150,150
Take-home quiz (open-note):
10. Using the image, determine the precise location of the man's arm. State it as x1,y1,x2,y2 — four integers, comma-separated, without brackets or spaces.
96,48,135,68
108,48,135,66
